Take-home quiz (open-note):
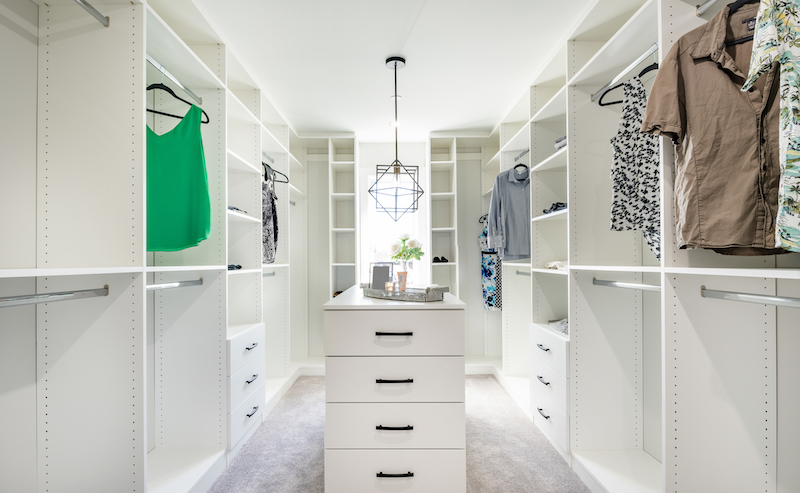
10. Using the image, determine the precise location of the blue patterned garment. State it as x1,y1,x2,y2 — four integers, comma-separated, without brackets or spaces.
480,218,502,311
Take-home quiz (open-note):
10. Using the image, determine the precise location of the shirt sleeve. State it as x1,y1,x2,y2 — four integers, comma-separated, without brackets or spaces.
486,174,504,252
742,0,781,91
641,42,685,145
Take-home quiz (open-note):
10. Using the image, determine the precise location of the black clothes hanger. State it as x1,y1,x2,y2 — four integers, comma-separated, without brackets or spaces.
728,0,758,15
263,163,289,184
479,214,488,224
513,163,529,171
725,35,754,46
146,83,210,124
638,62,659,78
598,63,659,107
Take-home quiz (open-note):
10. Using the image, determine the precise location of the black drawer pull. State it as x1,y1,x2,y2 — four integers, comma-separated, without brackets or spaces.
246,374,259,384
537,375,550,386
376,378,413,384
537,343,550,352
537,407,550,419
376,425,413,431
245,342,259,350
377,472,414,478
376,331,413,336
246,406,259,418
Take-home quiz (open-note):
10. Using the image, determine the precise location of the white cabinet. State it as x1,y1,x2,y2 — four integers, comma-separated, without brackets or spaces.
323,286,466,493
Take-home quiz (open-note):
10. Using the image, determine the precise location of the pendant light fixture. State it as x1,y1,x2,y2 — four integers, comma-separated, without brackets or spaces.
368,56,424,222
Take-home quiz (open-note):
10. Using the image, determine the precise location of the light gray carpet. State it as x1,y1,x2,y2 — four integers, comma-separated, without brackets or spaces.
209,375,590,493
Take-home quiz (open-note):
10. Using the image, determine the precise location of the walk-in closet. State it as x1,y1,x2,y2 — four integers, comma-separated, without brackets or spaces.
2,0,799,491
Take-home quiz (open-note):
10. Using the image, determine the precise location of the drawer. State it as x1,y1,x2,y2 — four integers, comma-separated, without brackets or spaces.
228,323,265,376
228,353,265,412
229,382,265,448
326,356,465,403
530,356,568,415
324,310,465,356
325,449,465,493
325,403,465,449
530,323,569,378
530,385,568,453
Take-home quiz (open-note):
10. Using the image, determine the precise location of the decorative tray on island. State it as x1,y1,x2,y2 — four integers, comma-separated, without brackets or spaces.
360,284,450,302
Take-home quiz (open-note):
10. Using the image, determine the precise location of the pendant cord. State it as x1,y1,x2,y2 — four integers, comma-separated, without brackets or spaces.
394,61,399,163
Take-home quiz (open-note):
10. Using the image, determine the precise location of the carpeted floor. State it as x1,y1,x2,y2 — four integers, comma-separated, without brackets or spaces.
208,375,590,493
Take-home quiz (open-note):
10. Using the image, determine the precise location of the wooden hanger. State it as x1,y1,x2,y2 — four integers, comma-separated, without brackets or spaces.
146,83,210,124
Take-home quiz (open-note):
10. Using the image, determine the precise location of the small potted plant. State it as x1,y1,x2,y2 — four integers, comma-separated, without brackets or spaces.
389,233,424,291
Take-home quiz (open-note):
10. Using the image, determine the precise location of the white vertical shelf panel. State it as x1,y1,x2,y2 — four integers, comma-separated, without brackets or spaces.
777,279,800,493
665,274,776,493
37,4,145,269
263,266,290,377
502,264,532,377
36,273,145,491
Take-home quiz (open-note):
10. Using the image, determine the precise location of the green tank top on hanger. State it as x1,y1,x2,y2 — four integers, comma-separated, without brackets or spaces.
146,105,211,251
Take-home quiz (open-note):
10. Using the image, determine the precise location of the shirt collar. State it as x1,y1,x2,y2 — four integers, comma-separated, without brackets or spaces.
690,4,755,77
508,167,530,186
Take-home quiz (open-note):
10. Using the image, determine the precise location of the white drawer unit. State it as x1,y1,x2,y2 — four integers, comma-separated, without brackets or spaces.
324,449,466,493
227,323,265,376
324,309,465,356
530,356,568,416
531,385,568,453
228,353,265,412
530,323,569,378
229,382,266,449
326,356,465,403
325,403,465,449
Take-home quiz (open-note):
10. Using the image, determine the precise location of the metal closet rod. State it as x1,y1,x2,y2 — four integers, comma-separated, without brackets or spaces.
515,149,530,162
262,152,275,164
696,0,718,16
591,42,659,102
263,272,276,278
0,285,109,309
73,0,108,28
593,278,661,292
701,286,800,309
146,54,203,106
517,270,531,277
146,278,203,291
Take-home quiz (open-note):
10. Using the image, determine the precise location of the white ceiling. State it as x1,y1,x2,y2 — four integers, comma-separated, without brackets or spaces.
192,0,592,142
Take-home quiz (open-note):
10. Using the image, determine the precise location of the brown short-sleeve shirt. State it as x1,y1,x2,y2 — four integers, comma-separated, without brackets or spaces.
641,3,786,255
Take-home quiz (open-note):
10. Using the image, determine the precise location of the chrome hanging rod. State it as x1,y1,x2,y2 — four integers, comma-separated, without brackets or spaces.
515,149,530,162
701,286,800,309
290,201,296,206
262,152,274,164
696,0,718,16
146,54,203,106
516,270,532,277
591,43,659,102
73,0,109,27
146,279,203,291
593,278,661,292
263,272,276,278
0,285,109,309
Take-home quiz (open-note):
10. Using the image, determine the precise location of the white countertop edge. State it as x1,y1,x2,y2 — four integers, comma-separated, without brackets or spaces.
324,285,466,310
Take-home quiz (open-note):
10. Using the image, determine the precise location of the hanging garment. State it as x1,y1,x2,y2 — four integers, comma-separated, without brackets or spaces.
479,218,502,311
742,0,800,252
262,169,278,264
147,105,211,251
641,3,786,255
487,167,531,260
610,76,661,260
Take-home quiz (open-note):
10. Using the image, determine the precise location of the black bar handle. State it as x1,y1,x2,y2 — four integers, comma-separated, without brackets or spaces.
536,343,550,352
245,342,259,350
537,375,550,386
537,407,550,419
377,472,414,478
376,331,413,336
376,425,413,431
246,406,259,418
376,378,413,384
246,374,259,384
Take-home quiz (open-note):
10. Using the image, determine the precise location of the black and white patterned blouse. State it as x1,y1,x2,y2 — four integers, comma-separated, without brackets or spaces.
262,170,278,264
610,76,661,260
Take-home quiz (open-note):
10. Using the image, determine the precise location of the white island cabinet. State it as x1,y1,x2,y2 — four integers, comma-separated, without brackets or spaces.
323,286,467,492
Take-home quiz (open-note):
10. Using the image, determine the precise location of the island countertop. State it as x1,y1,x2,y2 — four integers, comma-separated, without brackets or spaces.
323,285,466,310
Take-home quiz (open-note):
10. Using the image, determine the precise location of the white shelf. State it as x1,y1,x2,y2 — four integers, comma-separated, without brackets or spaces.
262,125,288,156
504,262,532,268
531,268,569,276
532,209,568,222
227,322,263,339
331,263,356,267
531,322,569,341
502,121,531,153
431,192,456,201
331,193,355,201
331,228,356,233
147,447,226,493
227,268,261,276
431,160,455,172
432,262,457,266
226,89,260,126
263,263,289,269
289,153,305,171
482,187,494,197
483,150,501,168
431,227,456,232
146,265,226,273
227,210,260,224
532,147,568,172
572,449,661,493
331,161,355,170
570,265,661,273
227,149,260,174
531,85,567,123
664,266,800,280
0,267,144,279
289,183,305,196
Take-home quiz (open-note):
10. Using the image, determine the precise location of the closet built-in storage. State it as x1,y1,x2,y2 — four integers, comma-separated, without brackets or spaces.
329,138,359,297
429,138,460,295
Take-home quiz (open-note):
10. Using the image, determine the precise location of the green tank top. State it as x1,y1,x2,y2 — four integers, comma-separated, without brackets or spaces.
146,105,211,251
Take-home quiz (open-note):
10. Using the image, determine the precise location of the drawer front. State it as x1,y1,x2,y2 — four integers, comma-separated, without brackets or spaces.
530,357,568,415
228,323,265,376
325,403,465,449
324,310,465,356
530,386,568,453
326,357,465,403
229,383,265,448
325,449,465,493
228,353,265,412
530,323,569,378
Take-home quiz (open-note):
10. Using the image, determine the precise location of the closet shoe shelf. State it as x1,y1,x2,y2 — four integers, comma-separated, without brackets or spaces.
532,209,568,222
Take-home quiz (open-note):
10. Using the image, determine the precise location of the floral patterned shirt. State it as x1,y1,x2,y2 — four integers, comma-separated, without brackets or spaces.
743,0,800,252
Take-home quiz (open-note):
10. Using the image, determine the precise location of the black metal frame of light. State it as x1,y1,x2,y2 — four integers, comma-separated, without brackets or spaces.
368,56,424,222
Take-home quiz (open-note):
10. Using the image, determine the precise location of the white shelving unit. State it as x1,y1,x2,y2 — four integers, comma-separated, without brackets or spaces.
429,138,460,296
329,138,359,298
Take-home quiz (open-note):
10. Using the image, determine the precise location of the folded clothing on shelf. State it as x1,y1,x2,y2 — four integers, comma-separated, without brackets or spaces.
543,202,567,214
544,260,567,270
228,264,242,270
554,136,567,150
548,318,569,335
